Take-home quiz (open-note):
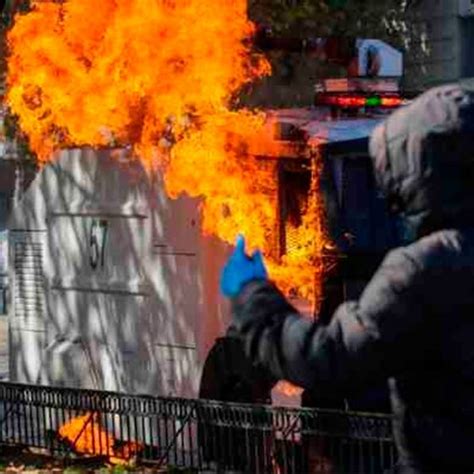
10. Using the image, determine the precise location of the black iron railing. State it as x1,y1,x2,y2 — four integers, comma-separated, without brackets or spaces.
0,382,396,472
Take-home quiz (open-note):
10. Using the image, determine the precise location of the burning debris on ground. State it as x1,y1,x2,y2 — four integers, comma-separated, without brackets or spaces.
57,413,143,466
0,444,194,473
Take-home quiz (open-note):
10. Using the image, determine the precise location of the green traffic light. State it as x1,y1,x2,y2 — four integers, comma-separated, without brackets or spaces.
365,97,381,107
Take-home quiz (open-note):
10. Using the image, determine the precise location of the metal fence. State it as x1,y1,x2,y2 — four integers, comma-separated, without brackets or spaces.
0,381,396,473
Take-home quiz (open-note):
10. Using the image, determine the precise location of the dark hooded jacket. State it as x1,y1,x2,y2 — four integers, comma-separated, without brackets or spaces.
231,82,474,473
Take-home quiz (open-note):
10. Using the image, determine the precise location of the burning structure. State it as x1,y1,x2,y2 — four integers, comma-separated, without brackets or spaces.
5,0,403,408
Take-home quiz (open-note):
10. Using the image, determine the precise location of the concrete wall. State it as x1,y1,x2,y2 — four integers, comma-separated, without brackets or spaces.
404,0,474,90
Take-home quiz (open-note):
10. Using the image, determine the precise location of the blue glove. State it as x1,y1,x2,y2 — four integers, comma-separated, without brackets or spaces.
220,235,268,298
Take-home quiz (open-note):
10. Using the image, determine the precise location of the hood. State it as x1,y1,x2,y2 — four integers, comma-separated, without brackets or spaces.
369,80,474,240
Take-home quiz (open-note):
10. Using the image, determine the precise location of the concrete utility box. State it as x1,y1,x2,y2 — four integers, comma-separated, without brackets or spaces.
8,147,231,398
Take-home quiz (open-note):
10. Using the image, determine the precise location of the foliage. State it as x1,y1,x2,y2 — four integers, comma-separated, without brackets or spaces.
241,0,422,107
248,0,413,46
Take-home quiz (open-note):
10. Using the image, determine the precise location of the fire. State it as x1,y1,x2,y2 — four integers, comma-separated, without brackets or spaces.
6,0,269,161
58,413,142,464
274,380,304,398
6,0,329,304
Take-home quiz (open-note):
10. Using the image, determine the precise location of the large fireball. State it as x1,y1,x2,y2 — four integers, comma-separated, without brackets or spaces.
6,0,327,305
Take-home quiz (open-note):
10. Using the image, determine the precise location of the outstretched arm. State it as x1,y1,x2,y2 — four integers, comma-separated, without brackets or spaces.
228,248,423,394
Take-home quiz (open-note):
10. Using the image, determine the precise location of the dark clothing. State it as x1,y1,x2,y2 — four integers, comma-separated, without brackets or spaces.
369,81,474,239
233,229,474,471
231,83,474,472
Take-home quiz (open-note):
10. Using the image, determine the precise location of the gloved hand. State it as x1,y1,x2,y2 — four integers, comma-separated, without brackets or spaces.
220,235,268,298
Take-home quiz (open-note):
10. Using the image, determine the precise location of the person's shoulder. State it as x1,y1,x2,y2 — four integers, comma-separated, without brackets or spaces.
400,229,474,271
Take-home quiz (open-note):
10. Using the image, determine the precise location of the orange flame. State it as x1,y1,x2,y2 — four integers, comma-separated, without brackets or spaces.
58,413,142,464
274,380,304,398
6,0,329,304
6,0,269,161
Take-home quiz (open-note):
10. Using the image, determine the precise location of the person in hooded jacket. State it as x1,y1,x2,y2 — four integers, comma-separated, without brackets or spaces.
220,81,474,474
